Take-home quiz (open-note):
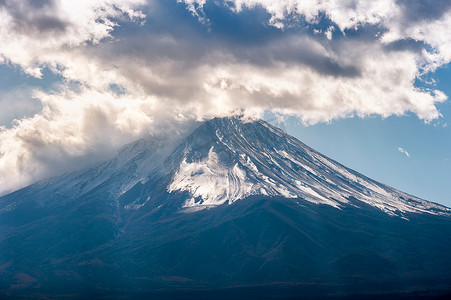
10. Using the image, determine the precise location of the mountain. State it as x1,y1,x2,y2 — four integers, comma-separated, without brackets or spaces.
1,117,451,299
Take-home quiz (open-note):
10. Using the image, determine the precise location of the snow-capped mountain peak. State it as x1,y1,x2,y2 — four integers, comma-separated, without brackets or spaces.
165,117,450,216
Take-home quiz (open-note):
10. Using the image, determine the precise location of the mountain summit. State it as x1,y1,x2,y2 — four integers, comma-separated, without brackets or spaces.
1,117,451,298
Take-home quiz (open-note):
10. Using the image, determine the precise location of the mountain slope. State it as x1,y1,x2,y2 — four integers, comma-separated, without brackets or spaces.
0,117,450,298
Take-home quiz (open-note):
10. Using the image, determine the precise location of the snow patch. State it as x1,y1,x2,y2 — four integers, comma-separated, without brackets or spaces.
168,147,255,206
125,196,151,210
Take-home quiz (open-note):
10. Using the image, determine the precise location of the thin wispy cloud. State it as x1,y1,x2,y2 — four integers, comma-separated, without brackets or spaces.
398,147,411,158
0,0,450,195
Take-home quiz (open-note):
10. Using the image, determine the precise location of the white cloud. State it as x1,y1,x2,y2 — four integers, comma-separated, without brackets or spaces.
181,0,451,68
183,0,397,29
0,87,200,195
35,32,446,123
0,0,146,77
398,147,410,158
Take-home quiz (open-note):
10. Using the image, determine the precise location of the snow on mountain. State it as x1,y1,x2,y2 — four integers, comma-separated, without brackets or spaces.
165,117,450,216
0,138,168,211
54,139,160,195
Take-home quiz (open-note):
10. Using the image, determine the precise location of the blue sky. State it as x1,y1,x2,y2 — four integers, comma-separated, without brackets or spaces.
0,0,450,206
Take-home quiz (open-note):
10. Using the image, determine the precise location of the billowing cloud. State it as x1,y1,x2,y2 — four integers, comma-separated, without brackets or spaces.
0,88,201,194
0,0,146,76
0,0,450,195
181,0,451,70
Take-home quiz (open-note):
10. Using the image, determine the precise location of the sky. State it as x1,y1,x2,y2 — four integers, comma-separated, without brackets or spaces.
0,0,450,206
